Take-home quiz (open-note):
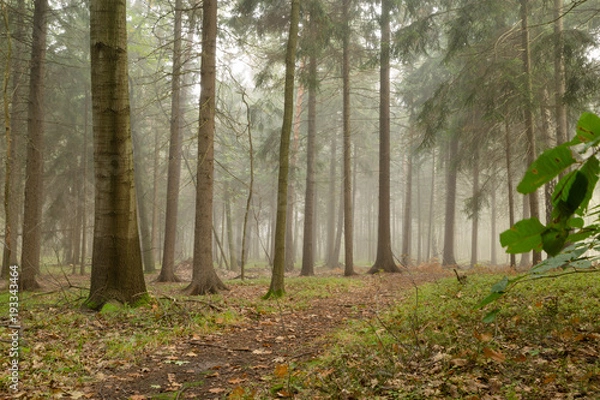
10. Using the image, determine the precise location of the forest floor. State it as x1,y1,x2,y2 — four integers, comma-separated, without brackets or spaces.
1,262,599,399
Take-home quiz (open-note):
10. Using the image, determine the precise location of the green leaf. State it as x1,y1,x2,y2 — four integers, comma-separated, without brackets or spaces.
475,292,503,310
530,244,587,275
541,227,568,257
575,157,600,215
575,112,600,144
568,217,584,229
500,218,545,254
517,145,575,194
483,309,500,323
491,276,509,293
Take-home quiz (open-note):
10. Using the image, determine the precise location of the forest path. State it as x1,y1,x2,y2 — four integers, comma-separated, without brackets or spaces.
93,267,452,399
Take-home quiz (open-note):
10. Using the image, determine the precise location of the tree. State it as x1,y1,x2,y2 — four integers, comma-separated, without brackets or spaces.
20,0,48,290
368,0,400,274
265,0,301,298
185,0,227,295
158,0,184,282
341,0,356,277
83,0,148,309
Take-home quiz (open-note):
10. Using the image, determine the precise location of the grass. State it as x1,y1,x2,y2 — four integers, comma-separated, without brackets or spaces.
296,272,600,399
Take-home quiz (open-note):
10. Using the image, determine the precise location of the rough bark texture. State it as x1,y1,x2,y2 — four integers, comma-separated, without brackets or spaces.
84,0,148,309
158,0,184,282
520,0,541,265
505,119,516,268
341,0,356,277
442,137,458,266
554,0,567,146
20,0,48,290
2,0,26,278
266,0,300,298
300,55,317,277
186,0,227,296
368,0,400,274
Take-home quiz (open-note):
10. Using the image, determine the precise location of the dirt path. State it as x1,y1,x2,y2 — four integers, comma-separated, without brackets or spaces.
93,269,451,399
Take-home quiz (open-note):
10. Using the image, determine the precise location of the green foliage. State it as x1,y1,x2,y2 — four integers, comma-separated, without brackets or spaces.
483,112,600,320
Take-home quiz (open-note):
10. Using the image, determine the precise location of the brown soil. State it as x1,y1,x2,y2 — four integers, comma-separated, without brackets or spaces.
91,266,452,399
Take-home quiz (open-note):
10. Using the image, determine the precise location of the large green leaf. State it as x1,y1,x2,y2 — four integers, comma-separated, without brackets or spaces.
575,112,600,145
500,218,545,254
517,145,575,194
575,156,600,215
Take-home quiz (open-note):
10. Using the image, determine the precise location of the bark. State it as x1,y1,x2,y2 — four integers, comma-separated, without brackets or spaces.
130,79,156,274
368,0,400,274
240,91,254,280
325,132,338,268
401,144,413,267
470,148,480,268
159,0,184,282
80,91,90,274
83,0,148,309
225,182,238,271
520,0,541,265
442,136,458,266
490,182,498,266
426,150,436,261
2,0,26,278
341,0,355,276
20,0,48,290
186,0,227,295
554,0,568,146
505,119,516,268
265,0,301,298
300,55,317,277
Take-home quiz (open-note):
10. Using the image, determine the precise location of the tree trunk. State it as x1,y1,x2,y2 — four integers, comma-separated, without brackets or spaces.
520,0,541,265
470,148,480,268
300,54,317,277
505,119,516,268
186,0,227,295
2,0,26,278
342,0,355,276
490,182,497,266
554,0,567,146
401,142,413,267
442,136,458,266
158,0,184,282
224,182,238,271
130,79,156,274
80,91,90,274
368,0,399,274
426,150,436,262
325,132,338,268
240,91,254,280
20,0,48,290
265,0,300,298
83,0,148,310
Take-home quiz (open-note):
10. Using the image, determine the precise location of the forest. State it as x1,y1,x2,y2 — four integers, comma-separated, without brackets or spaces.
1,0,600,398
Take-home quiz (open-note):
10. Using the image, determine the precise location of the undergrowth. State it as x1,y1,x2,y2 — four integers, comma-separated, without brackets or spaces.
297,273,600,399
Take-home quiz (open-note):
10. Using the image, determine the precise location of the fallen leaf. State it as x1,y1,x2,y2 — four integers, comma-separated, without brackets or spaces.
274,364,289,377
450,358,468,367
209,387,226,394
228,386,245,399
483,347,506,362
474,332,493,342
228,377,246,384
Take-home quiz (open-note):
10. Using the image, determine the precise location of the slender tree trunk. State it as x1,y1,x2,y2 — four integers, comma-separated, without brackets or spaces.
240,92,254,280
554,0,567,146
470,148,480,268
159,0,184,282
130,78,156,274
151,127,160,263
83,0,148,309
442,136,458,266
80,91,89,274
342,0,355,276
325,132,338,268
301,55,317,277
505,119,516,268
186,0,227,295
369,0,399,274
224,182,238,271
21,0,49,290
520,0,541,265
426,150,436,262
2,0,25,278
401,142,413,267
490,182,498,266
285,83,304,272
519,193,532,268
265,0,300,298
